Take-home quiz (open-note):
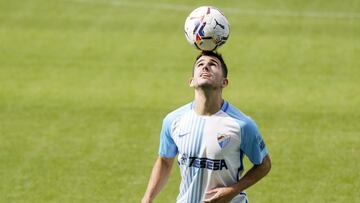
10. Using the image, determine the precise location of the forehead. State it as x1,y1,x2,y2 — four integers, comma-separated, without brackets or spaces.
195,55,221,65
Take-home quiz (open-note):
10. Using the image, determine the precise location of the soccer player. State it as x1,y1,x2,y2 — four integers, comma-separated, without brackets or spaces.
142,51,271,203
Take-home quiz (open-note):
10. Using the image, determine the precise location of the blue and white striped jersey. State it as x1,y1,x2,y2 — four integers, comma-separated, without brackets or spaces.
159,101,268,203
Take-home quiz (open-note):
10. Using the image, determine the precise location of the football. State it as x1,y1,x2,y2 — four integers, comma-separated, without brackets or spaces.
184,6,230,51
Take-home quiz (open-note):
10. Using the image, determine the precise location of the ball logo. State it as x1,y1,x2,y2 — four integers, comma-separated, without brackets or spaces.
217,134,230,148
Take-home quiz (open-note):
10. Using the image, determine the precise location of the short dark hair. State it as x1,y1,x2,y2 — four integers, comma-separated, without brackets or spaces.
193,51,228,78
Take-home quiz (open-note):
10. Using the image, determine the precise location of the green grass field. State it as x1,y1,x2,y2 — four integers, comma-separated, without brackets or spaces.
1,0,359,202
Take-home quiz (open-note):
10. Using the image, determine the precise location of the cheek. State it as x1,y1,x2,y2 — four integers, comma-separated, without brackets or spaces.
214,70,223,79
194,72,203,79
194,67,202,75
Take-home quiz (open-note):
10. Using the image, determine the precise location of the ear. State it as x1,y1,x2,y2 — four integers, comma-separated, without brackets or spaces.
189,78,194,87
221,78,229,88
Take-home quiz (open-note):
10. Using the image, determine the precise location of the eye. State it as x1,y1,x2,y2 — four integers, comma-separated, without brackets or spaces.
208,62,217,68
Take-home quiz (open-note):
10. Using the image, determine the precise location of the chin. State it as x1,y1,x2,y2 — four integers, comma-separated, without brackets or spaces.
197,83,216,89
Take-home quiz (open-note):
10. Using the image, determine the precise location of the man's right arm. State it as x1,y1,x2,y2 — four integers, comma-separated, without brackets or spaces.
141,156,175,203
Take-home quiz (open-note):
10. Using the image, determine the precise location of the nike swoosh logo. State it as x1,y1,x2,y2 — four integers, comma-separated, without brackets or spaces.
178,132,190,138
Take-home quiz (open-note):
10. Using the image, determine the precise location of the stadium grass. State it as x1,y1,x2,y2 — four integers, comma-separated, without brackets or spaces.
0,0,359,202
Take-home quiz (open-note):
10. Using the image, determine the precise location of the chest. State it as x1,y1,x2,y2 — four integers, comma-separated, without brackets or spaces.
171,112,241,159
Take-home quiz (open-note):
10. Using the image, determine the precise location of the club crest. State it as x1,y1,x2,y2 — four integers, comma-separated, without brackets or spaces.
217,134,230,148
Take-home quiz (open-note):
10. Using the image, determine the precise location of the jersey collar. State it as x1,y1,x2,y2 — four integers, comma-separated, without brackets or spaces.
190,100,229,112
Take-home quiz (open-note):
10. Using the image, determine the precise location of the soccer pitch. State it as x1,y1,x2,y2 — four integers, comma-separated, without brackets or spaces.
0,0,359,202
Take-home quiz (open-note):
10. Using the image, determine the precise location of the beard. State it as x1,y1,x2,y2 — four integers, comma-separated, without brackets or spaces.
193,79,221,90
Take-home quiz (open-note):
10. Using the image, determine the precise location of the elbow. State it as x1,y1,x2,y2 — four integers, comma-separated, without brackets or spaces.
264,155,271,174
263,155,271,175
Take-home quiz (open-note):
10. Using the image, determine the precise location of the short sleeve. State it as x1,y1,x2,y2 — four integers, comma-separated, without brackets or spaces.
158,117,178,158
240,119,268,165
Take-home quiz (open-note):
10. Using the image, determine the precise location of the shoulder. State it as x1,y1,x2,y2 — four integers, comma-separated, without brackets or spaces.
162,102,193,126
223,101,259,131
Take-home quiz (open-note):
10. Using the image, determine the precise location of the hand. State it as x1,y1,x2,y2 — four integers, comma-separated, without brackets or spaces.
203,187,237,203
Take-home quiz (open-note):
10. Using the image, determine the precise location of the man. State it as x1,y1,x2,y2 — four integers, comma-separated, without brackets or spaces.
142,51,271,203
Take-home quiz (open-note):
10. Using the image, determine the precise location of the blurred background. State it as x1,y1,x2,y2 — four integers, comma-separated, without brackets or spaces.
0,0,359,202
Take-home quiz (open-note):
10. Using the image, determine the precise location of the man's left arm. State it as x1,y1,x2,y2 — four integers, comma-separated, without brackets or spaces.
203,155,271,203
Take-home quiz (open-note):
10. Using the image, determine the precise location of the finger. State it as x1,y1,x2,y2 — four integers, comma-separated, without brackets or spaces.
203,197,216,203
205,189,218,194
203,192,218,203
203,196,217,203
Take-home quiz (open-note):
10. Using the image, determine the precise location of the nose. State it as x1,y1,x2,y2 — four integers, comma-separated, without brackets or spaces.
202,63,210,71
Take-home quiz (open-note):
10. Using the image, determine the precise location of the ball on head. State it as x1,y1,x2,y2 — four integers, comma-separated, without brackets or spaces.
184,6,230,51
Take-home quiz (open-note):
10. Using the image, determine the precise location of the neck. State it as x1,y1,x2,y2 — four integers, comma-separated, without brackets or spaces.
193,88,223,116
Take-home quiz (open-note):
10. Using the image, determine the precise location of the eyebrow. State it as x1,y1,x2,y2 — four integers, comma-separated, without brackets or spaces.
195,58,220,66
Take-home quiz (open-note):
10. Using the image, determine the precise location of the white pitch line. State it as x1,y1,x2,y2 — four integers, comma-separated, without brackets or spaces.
224,7,360,19
75,0,360,19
